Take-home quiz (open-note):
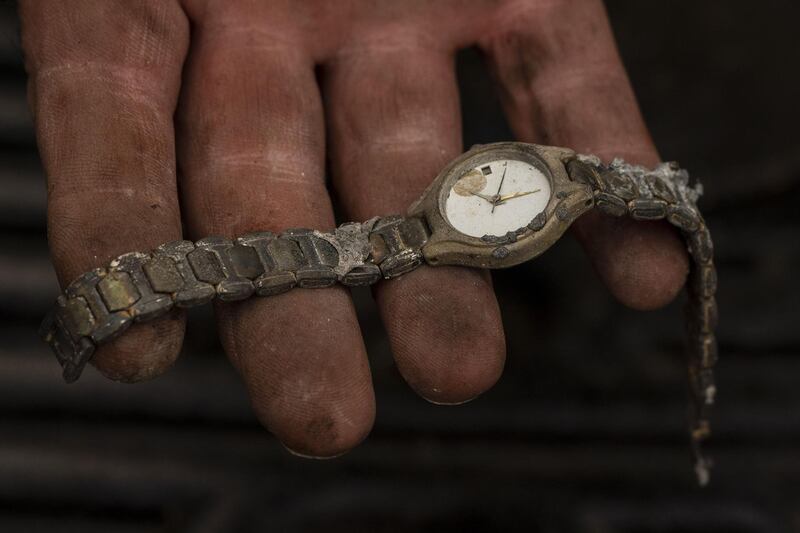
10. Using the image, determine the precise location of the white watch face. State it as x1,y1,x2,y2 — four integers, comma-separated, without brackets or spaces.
444,158,551,238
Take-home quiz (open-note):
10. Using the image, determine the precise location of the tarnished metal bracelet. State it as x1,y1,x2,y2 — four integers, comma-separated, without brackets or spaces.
39,142,717,485
568,155,717,486
39,216,430,382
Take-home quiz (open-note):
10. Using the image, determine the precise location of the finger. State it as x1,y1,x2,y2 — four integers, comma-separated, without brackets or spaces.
19,1,189,381
324,37,505,404
176,6,373,456
480,0,689,310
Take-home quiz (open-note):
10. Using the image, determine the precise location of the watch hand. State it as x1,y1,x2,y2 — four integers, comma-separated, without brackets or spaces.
497,189,541,203
469,191,496,203
491,162,508,214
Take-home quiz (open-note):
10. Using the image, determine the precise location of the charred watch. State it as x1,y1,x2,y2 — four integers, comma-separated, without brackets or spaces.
39,142,717,484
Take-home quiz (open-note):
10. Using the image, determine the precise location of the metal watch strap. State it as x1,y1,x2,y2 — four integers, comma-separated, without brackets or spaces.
566,155,717,485
39,147,716,484
39,216,430,383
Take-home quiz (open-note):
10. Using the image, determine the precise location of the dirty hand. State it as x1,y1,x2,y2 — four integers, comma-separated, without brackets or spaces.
20,0,687,457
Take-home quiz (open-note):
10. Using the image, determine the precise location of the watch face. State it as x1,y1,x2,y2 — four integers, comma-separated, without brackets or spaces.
443,158,552,238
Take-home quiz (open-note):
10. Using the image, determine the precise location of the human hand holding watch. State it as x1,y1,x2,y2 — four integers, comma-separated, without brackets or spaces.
21,1,704,480
39,141,718,484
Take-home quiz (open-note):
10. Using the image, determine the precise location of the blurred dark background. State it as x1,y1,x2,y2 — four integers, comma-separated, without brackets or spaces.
1,1,799,532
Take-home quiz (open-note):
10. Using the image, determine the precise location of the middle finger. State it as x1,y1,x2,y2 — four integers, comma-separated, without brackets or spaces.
177,3,374,457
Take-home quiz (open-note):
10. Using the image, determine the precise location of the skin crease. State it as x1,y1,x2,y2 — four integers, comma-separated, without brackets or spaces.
19,0,688,457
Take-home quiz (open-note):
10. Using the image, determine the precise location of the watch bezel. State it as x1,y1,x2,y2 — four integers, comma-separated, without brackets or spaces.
408,142,594,269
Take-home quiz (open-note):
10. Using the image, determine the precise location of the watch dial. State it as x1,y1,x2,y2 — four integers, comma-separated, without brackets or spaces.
444,158,551,238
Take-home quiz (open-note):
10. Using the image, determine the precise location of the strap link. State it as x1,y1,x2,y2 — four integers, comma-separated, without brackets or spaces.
40,216,429,383
369,216,429,278
567,156,717,486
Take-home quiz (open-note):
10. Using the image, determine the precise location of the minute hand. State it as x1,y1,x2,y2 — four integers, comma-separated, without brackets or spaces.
490,163,508,214
497,189,541,203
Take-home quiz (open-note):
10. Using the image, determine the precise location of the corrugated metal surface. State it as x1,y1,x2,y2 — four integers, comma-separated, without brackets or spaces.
1,1,798,531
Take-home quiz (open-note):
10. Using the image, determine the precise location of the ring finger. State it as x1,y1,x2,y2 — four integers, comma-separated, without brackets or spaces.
323,28,506,404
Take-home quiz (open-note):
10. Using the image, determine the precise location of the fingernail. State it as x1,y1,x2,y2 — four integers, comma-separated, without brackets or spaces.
420,389,481,406
282,443,346,460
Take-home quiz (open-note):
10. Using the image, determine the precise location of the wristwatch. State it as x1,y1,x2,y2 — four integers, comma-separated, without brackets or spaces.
39,142,717,484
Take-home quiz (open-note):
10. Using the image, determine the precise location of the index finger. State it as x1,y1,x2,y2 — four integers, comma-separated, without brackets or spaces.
20,0,190,381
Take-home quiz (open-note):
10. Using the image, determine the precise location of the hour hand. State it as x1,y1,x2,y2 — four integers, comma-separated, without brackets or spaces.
469,191,498,204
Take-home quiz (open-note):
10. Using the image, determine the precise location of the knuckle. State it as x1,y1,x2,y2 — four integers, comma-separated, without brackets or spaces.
491,0,598,34
483,0,616,81
34,63,176,126
22,1,187,70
